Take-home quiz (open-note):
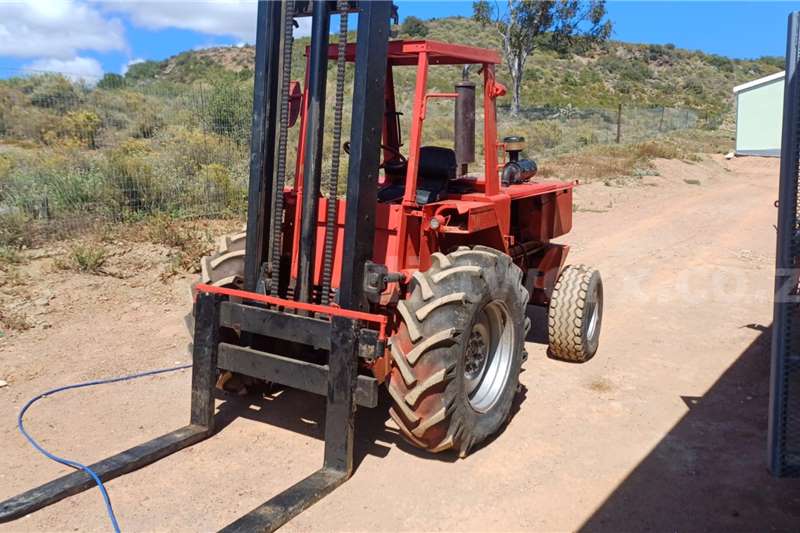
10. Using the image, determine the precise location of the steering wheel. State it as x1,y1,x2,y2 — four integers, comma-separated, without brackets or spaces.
343,142,407,169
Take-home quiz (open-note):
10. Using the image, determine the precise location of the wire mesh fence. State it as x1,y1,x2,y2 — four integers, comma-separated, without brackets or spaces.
501,104,714,157
0,68,714,242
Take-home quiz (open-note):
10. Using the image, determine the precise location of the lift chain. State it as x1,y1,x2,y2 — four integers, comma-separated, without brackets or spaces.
268,0,296,297
320,1,350,305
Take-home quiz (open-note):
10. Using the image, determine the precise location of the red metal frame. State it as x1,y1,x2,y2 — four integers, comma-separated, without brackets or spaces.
195,284,388,339
284,39,574,307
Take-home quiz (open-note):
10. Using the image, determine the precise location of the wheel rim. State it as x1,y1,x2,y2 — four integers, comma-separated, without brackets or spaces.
586,297,600,340
464,300,515,413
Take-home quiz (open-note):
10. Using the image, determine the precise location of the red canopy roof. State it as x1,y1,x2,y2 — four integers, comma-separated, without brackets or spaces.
317,39,501,66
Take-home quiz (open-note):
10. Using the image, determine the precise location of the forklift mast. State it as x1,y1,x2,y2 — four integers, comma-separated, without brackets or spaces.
0,2,395,530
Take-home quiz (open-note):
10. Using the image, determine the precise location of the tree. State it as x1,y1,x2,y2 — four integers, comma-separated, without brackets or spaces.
97,73,125,90
401,16,429,38
474,0,612,115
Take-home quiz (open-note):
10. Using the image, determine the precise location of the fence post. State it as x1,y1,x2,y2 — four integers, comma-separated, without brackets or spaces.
769,10,800,478
658,107,665,132
615,103,622,144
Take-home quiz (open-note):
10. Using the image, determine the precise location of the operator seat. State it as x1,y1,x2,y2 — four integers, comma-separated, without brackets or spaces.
377,146,456,204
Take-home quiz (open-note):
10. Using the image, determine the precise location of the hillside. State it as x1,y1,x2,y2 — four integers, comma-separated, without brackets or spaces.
124,15,783,119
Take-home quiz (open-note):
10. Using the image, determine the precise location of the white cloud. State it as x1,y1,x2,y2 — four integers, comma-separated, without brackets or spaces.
121,57,145,75
25,56,104,84
0,1,126,59
102,0,311,42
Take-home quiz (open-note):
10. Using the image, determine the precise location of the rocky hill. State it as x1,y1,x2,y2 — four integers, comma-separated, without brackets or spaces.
124,15,783,119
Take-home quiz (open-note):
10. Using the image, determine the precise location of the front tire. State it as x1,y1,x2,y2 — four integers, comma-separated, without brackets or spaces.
387,246,529,457
547,265,603,363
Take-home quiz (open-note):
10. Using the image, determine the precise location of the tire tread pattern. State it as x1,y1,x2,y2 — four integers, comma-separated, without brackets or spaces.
387,246,528,456
547,264,601,362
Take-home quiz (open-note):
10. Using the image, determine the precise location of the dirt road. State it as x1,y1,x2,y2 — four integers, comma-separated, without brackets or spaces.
1,155,798,531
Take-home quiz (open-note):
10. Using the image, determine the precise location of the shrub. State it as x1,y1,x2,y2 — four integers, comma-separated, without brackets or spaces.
683,77,705,96
28,74,81,112
131,108,164,139
705,54,734,73
0,245,22,265
125,61,162,81
103,139,159,214
140,215,212,271
635,140,682,160
196,163,244,211
0,155,12,184
401,16,428,38
63,110,102,148
203,82,252,139
0,211,32,248
526,121,563,150
57,242,107,273
97,73,125,90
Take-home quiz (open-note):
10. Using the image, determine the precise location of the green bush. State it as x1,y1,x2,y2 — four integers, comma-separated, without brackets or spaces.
97,73,125,90
57,242,107,273
125,61,162,81
27,74,81,112
0,211,32,248
705,54,734,73
103,139,160,214
63,110,102,148
203,82,252,139
683,77,705,96
401,16,428,38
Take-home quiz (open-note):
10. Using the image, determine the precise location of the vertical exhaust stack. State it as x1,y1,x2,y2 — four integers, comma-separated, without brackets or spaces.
455,79,476,177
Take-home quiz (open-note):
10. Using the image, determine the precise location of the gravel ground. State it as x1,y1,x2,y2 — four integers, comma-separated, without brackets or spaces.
1,154,798,532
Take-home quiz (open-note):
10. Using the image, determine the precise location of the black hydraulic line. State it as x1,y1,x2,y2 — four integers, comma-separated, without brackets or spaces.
269,0,296,297
320,2,349,306
297,0,331,305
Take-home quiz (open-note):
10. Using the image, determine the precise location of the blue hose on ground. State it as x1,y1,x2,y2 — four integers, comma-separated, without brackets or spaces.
17,363,193,532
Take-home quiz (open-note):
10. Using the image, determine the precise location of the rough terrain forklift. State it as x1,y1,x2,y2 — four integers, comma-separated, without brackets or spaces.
0,1,603,530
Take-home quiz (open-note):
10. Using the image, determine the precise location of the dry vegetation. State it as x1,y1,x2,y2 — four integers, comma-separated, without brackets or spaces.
538,129,733,184
0,15,756,336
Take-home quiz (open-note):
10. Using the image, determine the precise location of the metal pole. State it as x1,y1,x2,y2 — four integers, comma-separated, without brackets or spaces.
297,0,331,305
324,0,391,474
769,11,800,478
244,0,282,292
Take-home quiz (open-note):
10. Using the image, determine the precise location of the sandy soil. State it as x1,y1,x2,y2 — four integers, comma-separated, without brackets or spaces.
1,154,798,532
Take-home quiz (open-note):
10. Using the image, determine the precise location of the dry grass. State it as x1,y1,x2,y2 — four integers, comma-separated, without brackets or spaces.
109,216,241,278
537,129,729,183
0,246,23,266
55,242,107,273
0,308,31,333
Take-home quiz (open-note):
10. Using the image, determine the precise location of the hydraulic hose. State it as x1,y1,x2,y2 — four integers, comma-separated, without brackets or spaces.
17,363,192,533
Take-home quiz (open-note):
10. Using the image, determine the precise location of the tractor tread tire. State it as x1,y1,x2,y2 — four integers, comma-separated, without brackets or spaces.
388,246,528,457
190,227,249,393
547,264,603,363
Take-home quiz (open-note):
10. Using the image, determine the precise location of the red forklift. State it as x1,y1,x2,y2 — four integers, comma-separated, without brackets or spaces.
0,1,603,530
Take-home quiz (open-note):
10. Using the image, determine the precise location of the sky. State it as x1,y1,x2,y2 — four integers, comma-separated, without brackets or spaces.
0,1,796,82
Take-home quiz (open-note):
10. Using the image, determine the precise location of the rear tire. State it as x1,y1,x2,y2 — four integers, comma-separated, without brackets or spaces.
387,246,529,457
190,228,252,394
547,265,603,363
198,230,246,288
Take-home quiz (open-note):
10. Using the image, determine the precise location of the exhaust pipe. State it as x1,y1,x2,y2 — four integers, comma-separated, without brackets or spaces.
454,79,475,177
